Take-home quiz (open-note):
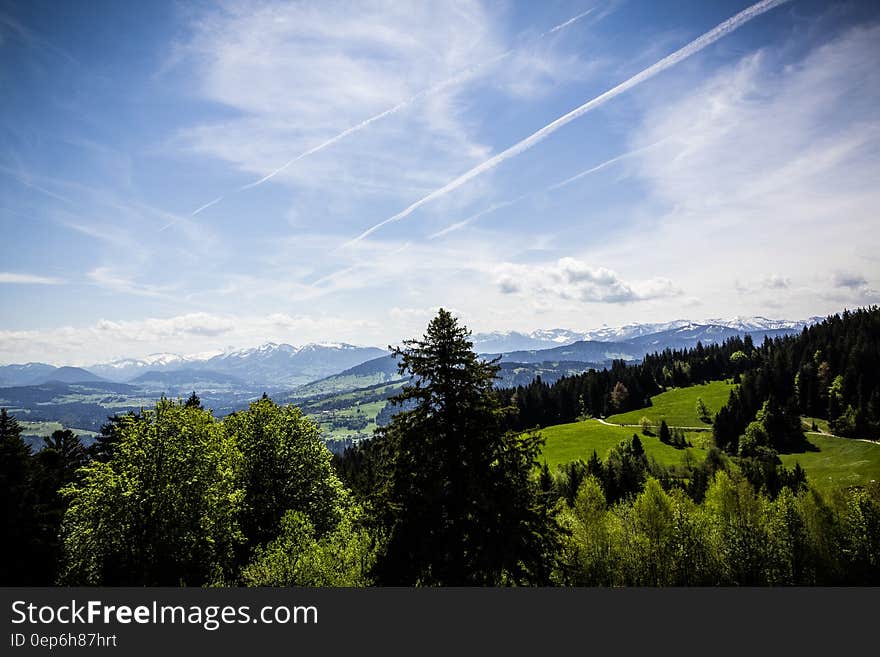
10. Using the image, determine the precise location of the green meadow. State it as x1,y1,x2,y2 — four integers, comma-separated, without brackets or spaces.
606,380,735,427
779,433,880,490
539,415,880,491
540,419,705,469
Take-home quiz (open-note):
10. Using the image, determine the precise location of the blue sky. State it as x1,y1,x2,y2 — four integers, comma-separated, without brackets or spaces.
1,0,878,364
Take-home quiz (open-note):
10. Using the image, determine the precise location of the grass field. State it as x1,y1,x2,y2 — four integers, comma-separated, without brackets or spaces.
779,433,880,490
539,416,880,492
19,420,99,438
606,380,735,427
19,421,100,450
19,420,65,437
540,419,705,469
312,399,386,440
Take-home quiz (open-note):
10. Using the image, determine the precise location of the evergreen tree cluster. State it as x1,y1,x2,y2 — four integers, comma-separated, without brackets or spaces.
0,410,89,585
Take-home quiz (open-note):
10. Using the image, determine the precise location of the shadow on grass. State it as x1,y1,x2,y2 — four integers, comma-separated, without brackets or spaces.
782,437,821,454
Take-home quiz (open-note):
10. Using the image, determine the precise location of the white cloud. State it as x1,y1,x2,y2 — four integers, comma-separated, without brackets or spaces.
832,271,868,290
762,274,791,290
0,272,64,285
494,257,681,304
735,274,793,294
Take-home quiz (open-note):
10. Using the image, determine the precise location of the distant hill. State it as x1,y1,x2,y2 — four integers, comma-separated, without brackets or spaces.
487,340,638,365
292,355,404,398
129,369,247,387
293,353,600,396
0,381,143,432
0,363,58,387
496,361,600,388
39,366,106,385
0,364,107,386
622,324,806,352
290,320,810,397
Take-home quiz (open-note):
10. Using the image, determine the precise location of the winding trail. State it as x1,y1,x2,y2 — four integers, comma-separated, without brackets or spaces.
801,420,879,445
594,417,712,432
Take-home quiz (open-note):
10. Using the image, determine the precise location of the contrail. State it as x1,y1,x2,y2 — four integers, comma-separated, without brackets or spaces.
190,195,225,216
428,196,527,239
429,138,670,238
345,0,790,246
188,7,599,218
546,137,670,191
547,8,596,34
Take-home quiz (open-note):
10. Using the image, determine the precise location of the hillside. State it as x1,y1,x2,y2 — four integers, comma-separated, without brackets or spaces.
540,419,707,469
487,340,638,365
130,369,247,388
779,433,880,490
539,416,880,490
0,363,58,387
41,366,106,384
606,380,735,427
292,355,404,398
0,364,106,386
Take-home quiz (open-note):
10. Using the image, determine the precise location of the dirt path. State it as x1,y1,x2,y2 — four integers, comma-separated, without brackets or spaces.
594,417,711,432
801,420,879,445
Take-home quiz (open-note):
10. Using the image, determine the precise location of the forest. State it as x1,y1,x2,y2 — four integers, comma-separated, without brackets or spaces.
1,307,879,586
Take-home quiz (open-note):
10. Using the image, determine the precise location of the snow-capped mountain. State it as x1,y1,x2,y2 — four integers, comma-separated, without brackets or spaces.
88,342,388,387
704,316,823,332
472,317,819,353
579,320,695,342
470,330,584,353
88,352,221,382
3,317,823,391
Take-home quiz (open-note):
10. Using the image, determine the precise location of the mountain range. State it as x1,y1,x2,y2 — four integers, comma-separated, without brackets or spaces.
1,316,822,443
470,316,820,353
299,318,816,393
86,342,388,387
0,316,820,391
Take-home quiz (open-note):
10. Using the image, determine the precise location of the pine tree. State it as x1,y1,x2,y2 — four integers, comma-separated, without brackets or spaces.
659,420,671,445
32,429,89,582
586,449,604,480
0,409,40,584
374,309,556,585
